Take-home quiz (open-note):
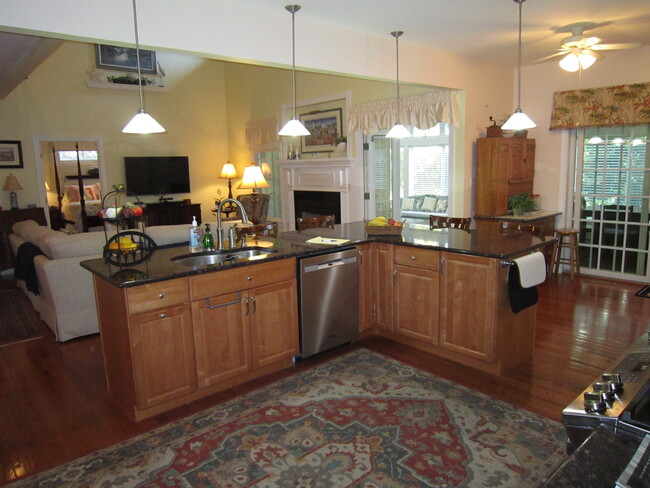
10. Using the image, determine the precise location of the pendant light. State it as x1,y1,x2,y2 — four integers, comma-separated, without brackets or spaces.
122,0,165,134
501,0,536,131
386,31,411,139
278,5,310,137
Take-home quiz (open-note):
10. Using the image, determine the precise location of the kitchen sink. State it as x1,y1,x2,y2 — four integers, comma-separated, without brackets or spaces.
171,247,277,267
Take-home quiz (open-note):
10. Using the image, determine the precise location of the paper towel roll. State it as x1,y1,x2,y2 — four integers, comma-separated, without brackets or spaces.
513,252,546,288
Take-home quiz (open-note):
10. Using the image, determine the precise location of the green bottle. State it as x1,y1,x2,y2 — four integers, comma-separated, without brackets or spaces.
203,223,214,251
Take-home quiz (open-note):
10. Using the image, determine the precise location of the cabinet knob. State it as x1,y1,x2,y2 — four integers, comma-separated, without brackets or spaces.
246,276,253,281
159,313,167,319
411,255,416,260
157,293,165,299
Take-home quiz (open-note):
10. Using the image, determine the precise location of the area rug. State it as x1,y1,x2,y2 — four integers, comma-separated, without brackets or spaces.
0,288,42,347
11,349,567,487
635,285,650,298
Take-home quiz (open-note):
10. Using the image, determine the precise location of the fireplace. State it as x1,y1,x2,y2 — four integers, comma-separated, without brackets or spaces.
293,190,341,228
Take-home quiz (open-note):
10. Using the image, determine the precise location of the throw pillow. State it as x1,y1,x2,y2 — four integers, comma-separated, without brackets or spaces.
401,197,415,211
421,196,438,212
64,185,81,203
435,196,448,213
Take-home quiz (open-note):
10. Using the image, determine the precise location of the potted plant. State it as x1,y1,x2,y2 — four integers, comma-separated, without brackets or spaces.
508,193,537,215
334,135,347,153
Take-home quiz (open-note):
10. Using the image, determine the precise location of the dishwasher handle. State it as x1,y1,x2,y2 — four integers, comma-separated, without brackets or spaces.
303,256,357,273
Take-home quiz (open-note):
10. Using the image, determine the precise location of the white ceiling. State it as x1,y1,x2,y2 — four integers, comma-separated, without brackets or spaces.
242,0,650,67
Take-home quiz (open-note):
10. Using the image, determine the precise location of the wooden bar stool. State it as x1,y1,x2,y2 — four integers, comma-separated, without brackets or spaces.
551,229,580,279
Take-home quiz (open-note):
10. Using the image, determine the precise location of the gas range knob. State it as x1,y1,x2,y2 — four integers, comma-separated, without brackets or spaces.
592,381,616,401
601,373,624,394
584,391,607,413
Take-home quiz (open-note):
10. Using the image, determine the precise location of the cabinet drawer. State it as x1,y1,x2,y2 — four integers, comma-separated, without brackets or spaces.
127,278,190,315
190,258,296,300
394,246,440,271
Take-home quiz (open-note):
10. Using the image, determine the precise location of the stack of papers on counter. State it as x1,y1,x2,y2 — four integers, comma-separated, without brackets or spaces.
305,237,350,245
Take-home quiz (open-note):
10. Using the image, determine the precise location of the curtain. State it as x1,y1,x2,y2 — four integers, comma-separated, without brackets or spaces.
348,90,460,135
246,116,280,152
550,82,650,130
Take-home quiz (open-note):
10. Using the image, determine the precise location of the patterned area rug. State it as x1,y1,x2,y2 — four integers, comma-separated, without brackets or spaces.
0,288,43,347
13,350,567,487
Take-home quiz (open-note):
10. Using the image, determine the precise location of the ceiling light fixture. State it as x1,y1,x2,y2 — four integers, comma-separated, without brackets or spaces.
122,0,165,134
386,30,411,139
559,48,598,72
501,0,536,132
278,5,310,137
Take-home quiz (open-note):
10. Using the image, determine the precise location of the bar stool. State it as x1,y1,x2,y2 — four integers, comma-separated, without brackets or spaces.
551,229,580,279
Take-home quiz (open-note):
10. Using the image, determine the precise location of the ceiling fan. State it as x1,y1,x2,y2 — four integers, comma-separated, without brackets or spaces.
536,22,641,72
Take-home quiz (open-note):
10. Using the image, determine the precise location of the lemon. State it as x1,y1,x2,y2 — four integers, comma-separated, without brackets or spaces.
375,216,387,222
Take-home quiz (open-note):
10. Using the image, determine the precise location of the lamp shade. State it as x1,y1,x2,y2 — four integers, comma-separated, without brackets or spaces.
279,117,310,137
122,108,166,134
559,50,598,72
219,162,239,179
239,163,270,190
386,123,411,139
3,174,23,191
501,109,537,131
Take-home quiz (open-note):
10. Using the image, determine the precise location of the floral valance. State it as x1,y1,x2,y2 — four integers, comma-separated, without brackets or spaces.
348,90,460,135
550,82,650,130
245,116,280,151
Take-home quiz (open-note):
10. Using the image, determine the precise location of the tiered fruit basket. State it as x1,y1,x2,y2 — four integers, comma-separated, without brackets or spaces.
365,218,405,235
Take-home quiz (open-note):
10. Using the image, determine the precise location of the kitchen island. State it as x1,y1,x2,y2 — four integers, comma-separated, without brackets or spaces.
82,221,553,420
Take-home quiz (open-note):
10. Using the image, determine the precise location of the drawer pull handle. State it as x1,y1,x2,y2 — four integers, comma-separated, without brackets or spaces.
205,292,243,310
251,296,256,314
159,313,167,319
247,276,253,281
157,293,165,299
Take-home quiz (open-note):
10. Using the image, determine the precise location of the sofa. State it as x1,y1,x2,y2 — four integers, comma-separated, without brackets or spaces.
400,194,448,221
8,220,239,342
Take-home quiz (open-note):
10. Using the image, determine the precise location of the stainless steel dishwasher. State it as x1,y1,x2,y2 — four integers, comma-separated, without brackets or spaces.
298,248,359,359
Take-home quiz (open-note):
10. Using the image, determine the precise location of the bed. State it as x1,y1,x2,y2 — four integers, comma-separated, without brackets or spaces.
61,183,103,234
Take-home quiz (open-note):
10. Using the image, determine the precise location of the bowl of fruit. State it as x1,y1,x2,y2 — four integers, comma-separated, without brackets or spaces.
365,216,405,235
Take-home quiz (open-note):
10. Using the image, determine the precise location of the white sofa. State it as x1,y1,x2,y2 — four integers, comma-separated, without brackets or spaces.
8,220,200,342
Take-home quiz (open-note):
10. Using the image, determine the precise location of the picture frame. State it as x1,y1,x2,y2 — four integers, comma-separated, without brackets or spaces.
0,141,23,169
95,44,157,74
299,108,343,153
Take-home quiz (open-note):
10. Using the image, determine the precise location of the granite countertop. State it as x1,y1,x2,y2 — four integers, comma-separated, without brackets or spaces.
475,210,562,222
80,220,553,288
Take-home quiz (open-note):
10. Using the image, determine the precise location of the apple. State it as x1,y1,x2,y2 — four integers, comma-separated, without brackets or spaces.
388,218,396,226
131,205,143,217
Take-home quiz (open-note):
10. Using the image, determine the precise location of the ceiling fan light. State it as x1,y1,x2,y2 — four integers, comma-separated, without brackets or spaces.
559,53,580,72
385,123,411,139
502,109,536,131
579,51,597,69
278,117,310,136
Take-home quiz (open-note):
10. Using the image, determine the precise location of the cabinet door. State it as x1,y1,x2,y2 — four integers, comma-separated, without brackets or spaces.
439,253,496,362
374,243,394,331
357,244,374,331
249,280,299,368
130,304,197,409
393,264,439,343
192,292,251,387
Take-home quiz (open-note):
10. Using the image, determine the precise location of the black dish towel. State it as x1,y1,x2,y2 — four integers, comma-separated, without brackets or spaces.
508,263,538,314
14,242,44,295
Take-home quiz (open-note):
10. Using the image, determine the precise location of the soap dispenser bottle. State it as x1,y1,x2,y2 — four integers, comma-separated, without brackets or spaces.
203,223,214,251
189,216,203,253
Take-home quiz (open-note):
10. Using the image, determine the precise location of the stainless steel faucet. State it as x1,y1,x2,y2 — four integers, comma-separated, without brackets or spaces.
216,198,250,250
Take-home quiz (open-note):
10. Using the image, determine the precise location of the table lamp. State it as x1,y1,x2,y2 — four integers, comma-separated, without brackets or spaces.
3,173,23,209
218,161,239,217
239,163,270,224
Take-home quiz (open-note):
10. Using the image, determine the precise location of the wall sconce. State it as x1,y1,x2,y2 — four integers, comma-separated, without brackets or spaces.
3,173,23,209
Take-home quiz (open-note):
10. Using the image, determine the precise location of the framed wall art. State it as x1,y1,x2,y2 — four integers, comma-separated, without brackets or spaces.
95,44,157,74
299,108,343,153
0,141,23,168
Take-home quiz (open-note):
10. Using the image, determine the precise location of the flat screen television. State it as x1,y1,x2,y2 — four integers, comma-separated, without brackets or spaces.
124,156,191,196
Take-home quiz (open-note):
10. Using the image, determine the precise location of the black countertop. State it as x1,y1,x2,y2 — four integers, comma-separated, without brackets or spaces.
80,221,553,288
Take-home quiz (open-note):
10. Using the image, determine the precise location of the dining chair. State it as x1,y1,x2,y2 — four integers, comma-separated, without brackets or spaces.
429,215,449,229
499,221,539,234
296,215,336,230
447,217,471,230
235,221,278,241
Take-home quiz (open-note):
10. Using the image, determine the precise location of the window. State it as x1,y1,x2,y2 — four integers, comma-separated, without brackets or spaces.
57,150,99,163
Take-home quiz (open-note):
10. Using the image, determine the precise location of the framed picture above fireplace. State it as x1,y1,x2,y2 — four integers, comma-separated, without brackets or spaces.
299,108,342,153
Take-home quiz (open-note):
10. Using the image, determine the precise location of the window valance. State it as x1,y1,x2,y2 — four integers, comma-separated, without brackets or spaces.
348,90,460,135
550,82,650,130
245,116,280,151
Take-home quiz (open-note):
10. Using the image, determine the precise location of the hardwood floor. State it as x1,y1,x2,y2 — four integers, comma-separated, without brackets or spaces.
1,274,649,485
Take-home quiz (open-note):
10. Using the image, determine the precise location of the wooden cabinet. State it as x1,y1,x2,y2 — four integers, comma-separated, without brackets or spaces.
393,247,440,343
439,252,497,362
374,243,394,331
475,137,535,216
357,244,374,332
0,207,47,270
143,203,201,226
190,259,298,388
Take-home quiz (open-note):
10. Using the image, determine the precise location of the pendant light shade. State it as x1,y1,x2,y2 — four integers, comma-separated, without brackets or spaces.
386,30,410,139
502,0,536,132
278,5,310,137
122,0,165,134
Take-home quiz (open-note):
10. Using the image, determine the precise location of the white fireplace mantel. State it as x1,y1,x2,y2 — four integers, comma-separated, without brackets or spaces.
277,157,363,230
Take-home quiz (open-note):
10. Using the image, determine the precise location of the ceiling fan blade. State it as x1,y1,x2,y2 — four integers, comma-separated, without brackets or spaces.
592,43,642,51
533,51,568,63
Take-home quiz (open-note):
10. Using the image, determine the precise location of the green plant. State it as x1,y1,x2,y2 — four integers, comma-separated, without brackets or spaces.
508,193,537,215
106,75,153,86
334,135,347,145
